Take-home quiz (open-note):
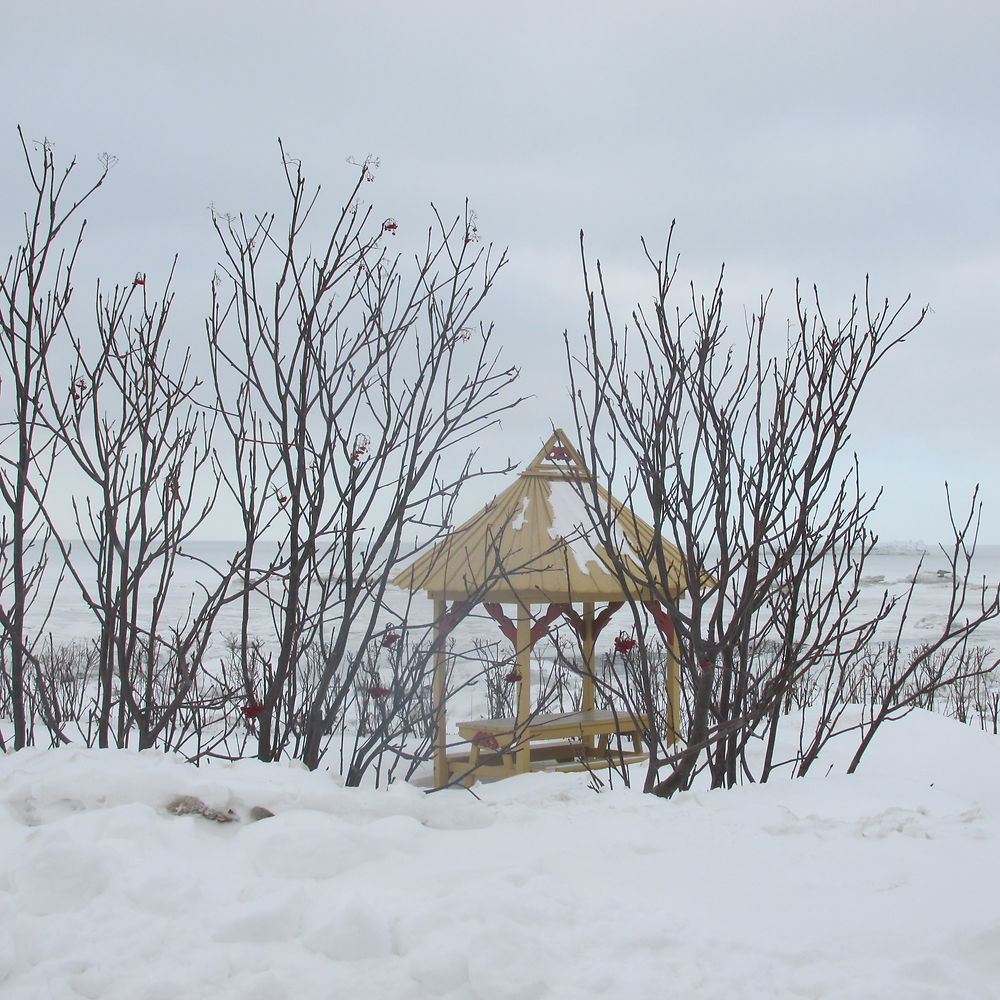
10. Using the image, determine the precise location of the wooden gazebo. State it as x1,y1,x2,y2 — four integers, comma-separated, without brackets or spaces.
393,430,689,787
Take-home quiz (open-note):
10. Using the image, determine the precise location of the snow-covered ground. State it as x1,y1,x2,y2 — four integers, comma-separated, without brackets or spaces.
4,542,1000,998
2,709,999,998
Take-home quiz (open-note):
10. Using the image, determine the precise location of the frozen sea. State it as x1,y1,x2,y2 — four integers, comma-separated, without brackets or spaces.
27,540,1000,655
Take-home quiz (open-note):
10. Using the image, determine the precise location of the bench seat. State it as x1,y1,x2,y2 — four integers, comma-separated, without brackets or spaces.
448,708,652,784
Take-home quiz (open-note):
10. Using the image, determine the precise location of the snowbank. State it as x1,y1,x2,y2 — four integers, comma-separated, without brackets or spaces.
2,711,1000,999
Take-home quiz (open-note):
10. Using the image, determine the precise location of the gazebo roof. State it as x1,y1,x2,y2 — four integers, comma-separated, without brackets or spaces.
392,430,689,604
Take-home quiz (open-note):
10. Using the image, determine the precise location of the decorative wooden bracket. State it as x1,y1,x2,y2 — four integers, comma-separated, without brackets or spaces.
438,601,475,636
482,603,517,643
531,602,572,645
642,600,677,644
479,599,669,648
560,601,625,640
483,601,573,649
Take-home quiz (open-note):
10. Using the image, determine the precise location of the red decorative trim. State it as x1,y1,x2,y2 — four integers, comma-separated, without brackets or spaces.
642,601,677,644
530,602,571,645
561,601,624,640
593,601,625,638
439,601,474,636
483,602,517,644
560,605,584,635
483,601,574,649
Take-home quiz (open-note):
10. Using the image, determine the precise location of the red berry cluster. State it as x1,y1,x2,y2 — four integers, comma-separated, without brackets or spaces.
614,632,638,655
351,434,370,464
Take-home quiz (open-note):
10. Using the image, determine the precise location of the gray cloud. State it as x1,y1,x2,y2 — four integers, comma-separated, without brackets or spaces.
4,0,999,540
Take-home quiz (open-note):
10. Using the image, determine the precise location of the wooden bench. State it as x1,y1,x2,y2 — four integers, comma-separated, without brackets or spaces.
448,709,651,784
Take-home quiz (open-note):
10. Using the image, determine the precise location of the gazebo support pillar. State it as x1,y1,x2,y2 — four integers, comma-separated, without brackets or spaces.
666,620,682,746
581,601,596,712
581,602,596,750
432,597,448,788
515,603,532,774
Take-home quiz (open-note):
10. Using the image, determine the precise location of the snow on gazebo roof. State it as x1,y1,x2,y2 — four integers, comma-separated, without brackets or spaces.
392,429,689,604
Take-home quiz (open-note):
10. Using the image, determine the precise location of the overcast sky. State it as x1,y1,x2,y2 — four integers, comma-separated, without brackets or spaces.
5,1,999,543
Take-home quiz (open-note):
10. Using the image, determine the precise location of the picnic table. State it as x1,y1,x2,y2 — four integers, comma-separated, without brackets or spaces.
446,708,651,785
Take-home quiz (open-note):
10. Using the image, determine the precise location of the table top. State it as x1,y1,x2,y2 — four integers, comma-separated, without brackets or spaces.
456,708,650,739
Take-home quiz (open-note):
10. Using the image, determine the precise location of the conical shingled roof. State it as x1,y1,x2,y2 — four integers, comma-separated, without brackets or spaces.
392,430,689,604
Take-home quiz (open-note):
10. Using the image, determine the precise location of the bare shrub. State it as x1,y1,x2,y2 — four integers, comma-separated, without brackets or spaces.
566,228,1000,795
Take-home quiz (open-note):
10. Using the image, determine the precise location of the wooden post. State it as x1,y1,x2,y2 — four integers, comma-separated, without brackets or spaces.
515,602,532,774
581,601,596,712
581,601,596,752
432,597,448,787
666,619,681,746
